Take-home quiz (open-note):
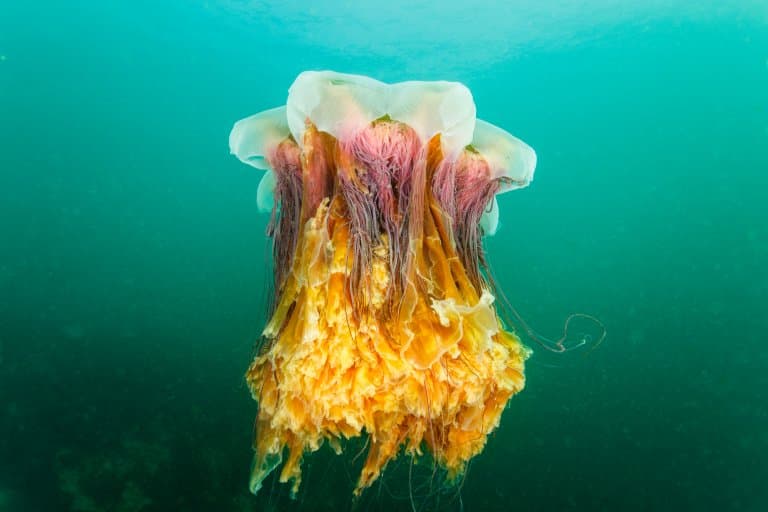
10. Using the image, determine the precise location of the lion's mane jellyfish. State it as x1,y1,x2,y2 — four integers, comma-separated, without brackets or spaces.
229,71,537,497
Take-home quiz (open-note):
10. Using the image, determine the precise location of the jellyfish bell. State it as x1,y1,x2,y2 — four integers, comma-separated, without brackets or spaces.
480,196,500,236
230,105,290,171
286,71,387,145
230,70,537,498
468,120,536,235
231,74,535,233
472,118,537,194
284,70,476,158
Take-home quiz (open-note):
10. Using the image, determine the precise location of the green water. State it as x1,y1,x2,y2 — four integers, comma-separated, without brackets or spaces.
1,1,766,510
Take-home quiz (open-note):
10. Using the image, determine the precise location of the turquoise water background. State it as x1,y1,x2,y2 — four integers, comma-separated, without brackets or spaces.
1,1,767,510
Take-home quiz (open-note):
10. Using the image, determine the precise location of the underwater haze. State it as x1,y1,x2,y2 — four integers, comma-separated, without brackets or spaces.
1,0,767,510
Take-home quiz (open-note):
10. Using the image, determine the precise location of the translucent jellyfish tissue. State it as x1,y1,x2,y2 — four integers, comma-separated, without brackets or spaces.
229,70,536,497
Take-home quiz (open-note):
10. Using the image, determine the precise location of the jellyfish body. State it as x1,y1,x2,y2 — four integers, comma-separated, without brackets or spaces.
230,71,536,497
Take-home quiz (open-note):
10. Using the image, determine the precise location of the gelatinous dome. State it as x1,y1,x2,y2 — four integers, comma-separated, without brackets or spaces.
230,71,536,231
